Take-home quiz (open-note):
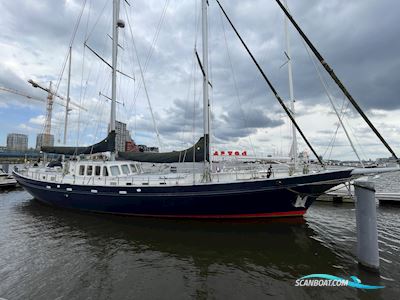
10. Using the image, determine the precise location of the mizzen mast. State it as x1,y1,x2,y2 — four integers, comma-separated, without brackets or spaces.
202,0,211,181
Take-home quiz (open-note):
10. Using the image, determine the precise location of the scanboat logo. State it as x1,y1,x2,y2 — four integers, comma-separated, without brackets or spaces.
295,274,384,289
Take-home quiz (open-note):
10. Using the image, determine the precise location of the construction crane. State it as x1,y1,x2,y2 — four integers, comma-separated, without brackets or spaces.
28,78,87,146
0,81,86,147
27,79,86,111
0,86,62,106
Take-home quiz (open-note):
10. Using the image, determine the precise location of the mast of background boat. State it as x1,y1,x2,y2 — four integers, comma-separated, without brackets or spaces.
275,0,399,162
202,0,211,181
283,0,297,172
63,46,72,145
304,43,365,167
110,0,121,160
215,0,324,166
284,1,363,166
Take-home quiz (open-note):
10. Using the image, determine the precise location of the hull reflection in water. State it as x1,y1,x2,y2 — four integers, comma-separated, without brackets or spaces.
1,193,396,300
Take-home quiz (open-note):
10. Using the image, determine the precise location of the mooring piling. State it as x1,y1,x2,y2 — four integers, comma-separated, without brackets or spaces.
354,180,379,271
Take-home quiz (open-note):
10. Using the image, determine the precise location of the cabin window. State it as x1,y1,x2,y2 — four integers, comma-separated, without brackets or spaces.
79,165,85,176
121,164,130,175
95,166,101,176
87,165,93,176
103,166,109,177
130,164,138,173
110,165,121,176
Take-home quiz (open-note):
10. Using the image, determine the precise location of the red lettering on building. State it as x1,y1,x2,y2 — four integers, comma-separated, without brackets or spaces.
212,150,248,156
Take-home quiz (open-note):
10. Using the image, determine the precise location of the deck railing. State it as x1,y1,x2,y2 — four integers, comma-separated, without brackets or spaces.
21,165,287,187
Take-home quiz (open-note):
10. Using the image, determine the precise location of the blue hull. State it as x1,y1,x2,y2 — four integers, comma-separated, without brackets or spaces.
13,169,353,218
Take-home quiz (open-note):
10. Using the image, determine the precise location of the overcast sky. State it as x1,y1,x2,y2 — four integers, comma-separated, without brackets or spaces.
0,0,399,161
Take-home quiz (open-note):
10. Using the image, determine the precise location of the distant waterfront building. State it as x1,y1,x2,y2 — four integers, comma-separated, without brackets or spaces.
125,140,139,152
108,120,158,153
115,121,128,152
36,133,54,150
7,133,28,151
138,145,159,153
147,146,159,153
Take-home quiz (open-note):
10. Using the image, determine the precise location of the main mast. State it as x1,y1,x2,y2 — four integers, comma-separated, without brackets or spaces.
110,0,121,160
202,0,211,180
283,0,297,170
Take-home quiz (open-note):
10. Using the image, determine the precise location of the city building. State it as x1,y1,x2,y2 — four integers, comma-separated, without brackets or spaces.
36,133,54,150
138,145,159,153
115,121,129,152
7,133,28,151
108,120,159,153
147,146,159,153
109,120,134,152
125,140,139,152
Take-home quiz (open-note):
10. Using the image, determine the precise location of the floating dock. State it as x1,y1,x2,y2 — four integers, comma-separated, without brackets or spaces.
317,184,400,205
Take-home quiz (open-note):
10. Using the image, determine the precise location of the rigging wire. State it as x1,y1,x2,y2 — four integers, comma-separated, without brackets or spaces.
121,1,169,144
218,8,257,159
130,0,171,112
76,0,92,147
37,0,88,139
321,104,348,160
342,112,369,160
124,4,163,150
275,0,398,161
322,99,348,159
54,0,88,98
208,0,214,162
192,0,200,178
179,50,197,146
76,1,114,147
192,54,198,182
85,0,109,42
92,82,109,145
80,31,113,144
192,0,202,50
215,0,324,166
301,36,364,165
121,0,137,135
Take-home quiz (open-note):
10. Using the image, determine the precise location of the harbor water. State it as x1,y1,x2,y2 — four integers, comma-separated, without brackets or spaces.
0,181,399,299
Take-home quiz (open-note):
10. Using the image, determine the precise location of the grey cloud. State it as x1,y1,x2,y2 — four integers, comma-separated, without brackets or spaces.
1,0,399,159
0,64,47,107
214,105,284,142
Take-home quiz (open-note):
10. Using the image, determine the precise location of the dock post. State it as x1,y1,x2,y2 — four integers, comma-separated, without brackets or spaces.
354,180,379,271
2,163,9,174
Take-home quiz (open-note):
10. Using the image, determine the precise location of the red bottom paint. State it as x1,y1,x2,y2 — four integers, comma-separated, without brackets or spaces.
116,210,308,219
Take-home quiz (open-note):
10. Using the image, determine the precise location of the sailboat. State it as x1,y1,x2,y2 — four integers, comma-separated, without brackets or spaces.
13,0,398,218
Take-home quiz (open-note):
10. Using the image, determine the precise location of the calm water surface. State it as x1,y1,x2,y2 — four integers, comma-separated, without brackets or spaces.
0,188,399,299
